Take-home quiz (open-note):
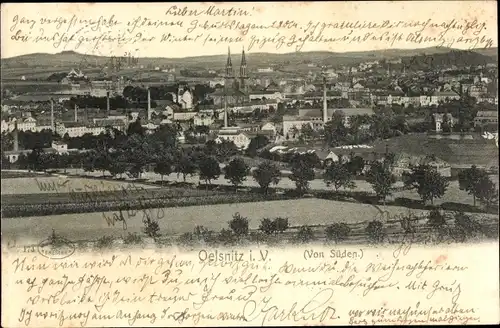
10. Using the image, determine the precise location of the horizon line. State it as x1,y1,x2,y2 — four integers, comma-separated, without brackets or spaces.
1,46,497,60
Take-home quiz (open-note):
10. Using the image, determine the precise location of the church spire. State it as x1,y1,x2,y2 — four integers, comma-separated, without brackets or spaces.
239,47,248,91
225,47,233,77
241,47,247,66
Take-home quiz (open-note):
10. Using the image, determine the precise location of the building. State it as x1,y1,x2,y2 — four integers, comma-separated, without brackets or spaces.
208,48,249,108
178,88,194,110
474,110,498,129
215,127,251,149
173,112,197,121
257,67,274,73
392,153,451,178
433,113,455,132
430,90,461,105
284,107,374,136
51,141,68,154
261,122,277,136
1,116,37,133
4,126,69,163
193,113,214,126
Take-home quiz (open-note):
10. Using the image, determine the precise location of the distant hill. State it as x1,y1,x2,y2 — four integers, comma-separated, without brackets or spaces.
471,47,498,60
1,47,497,75
400,49,497,71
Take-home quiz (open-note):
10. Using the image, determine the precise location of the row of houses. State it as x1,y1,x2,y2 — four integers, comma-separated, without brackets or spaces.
268,145,453,178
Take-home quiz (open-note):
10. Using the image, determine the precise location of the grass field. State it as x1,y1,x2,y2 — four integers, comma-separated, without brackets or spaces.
0,176,158,195
3,197,498,244
0,198,425,241
61,169,499,207
1,171,47,179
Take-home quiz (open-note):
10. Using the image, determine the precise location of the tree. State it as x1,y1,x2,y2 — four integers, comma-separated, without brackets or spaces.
199,156,221,186
323,160,356,192
346,154,365,176
324,111,349,146
259,218,277,235
476,176,499,209
27,147,44,172
441,113,451,133
124,134,153,179
93,147,111,176
366,220,385,243
175,154,197,182
229,212,249,237
403,164,449,205
274,217,289,233
1,151,11,170
108,156,128,178
289,157,315,194
252,161,281,194
246,135,269,157
214,140,238,162
127,118,144,136
366,161,396,205
301,123,317,141
154,151,174,184
224,157,249,190
458,165,496,207
325,223,351,243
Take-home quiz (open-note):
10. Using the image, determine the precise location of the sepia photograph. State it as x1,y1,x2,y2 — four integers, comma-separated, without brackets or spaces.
1,1,499,327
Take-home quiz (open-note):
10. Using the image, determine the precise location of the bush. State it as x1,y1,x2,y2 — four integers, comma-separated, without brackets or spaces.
217,228,236,245
194,225,215,243
143,215,160,239
249,231,268,244
259,218,277,235
296,226,314,243
400,215,417,235
178,232,194,245
427,209,447,230
229,212,249,237
95,235,114,249
325,223,351,243
274,217,289,233
123,232,143,245
366,220,385,243
453,212,483,242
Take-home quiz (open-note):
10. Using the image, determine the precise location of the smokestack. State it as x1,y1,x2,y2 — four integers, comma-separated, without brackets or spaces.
323,75,328,124
74,104,78,122
224,88,228,128
13,121,19,152
50,98,55,132
147,88,151,121
106,91,110,113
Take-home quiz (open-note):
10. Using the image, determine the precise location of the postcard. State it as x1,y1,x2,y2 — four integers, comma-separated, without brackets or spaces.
1,1,499,326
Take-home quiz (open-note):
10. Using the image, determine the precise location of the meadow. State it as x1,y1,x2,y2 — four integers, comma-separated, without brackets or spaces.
0,198,426,241
2,170,498,247
0,176,158,195
59,168,499,208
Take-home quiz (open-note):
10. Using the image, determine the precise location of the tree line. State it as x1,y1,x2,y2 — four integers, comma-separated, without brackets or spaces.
2,119,497,211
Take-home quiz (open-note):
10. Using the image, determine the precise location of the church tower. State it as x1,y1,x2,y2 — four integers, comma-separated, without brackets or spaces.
239,47,248,93
225,47,234,80
223,47,234,128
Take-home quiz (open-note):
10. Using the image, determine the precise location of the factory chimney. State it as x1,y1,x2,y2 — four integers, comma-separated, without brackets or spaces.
106,91,110,113
147,87,152,121
13,121,19,152
74,104,78,122
322,72,328,124
50,98,55,132
223,90,228,128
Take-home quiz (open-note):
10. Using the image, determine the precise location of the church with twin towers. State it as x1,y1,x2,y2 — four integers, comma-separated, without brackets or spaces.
210,47,250,107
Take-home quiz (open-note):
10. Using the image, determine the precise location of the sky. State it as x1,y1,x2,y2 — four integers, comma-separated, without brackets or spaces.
1,1,498,59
